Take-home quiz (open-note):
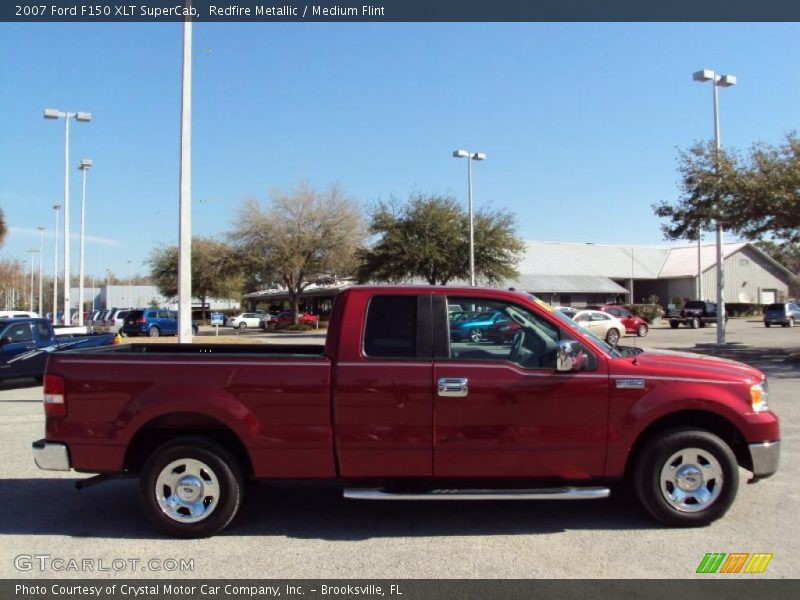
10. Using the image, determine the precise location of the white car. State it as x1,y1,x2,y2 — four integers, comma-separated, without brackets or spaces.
227,312,262,329
571,310,626,346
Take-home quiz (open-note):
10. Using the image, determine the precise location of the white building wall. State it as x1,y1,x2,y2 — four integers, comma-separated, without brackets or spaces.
699,246,789,304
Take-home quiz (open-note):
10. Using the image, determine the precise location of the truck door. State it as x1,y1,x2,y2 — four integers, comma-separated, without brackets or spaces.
333,293,434,477
432,294,609,479
0,321,38,379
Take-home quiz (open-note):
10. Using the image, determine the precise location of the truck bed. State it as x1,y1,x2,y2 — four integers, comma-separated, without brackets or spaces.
72,342,326,356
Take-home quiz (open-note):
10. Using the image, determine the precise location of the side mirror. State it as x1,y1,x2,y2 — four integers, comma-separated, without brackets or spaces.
556,341,582,372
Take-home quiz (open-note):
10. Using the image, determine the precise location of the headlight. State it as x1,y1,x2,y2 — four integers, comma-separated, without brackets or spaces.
750,380,770,413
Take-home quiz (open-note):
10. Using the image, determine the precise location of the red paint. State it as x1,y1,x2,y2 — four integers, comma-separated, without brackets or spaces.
41,286,779,483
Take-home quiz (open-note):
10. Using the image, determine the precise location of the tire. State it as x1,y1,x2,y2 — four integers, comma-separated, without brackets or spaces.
669,320,679,329
139,436,244,538
636,324,648,337
633,429,738,527
192,325,199,335
238,322,247,330
148,326,160,338
690,317,700,329
605,328,620,346
789,318,795,328
764,322,770,328
469,328,483,343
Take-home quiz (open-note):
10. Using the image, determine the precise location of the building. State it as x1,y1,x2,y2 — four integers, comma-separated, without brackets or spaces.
241,241,795,312
70,285,240,311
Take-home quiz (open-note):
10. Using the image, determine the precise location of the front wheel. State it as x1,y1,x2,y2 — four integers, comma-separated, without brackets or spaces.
139,436,244,538
690,317,700,329
788,318,795,328
634,429,738,527
636,324,648,337
238,322,247,330
606,328,620,346
669,320,679,329
469,328,483,343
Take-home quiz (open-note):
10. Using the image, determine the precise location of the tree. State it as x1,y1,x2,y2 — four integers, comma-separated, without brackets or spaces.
229,183,365,323
357,192,525,285
148,237,243,320
0,207,7,248
654,133,800,243
754,239,800,298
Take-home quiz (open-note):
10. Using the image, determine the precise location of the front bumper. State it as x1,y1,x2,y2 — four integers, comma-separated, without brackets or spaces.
32,439,71,471
749,441,780,479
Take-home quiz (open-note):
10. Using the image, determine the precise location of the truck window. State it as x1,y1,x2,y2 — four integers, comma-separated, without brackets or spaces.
1,322,33,344
446,296,596,370
364,296,417,358
35,321,51,341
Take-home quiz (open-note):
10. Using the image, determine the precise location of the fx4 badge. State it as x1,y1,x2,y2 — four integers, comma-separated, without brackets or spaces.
615,379,645,389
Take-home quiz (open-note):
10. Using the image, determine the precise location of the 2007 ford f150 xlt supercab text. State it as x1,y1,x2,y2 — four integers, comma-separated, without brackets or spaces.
32,287,780,537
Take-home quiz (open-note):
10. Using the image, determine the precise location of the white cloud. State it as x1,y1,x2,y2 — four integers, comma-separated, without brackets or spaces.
8,227,124,248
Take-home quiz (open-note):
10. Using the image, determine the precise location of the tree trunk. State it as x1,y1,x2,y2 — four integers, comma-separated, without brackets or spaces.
201,293,207,322
289,289,300,325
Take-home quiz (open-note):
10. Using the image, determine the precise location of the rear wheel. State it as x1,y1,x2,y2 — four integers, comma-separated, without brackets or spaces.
139,436,243,538
764,322,771,328
148,326,160,338
690,317,700,329
606,328,620,346
238,322,247,330
636,324,648,337
669,320,679,329
634,429,738,527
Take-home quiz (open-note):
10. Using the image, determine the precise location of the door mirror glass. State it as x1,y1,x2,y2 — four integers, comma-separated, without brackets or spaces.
556,341,582,372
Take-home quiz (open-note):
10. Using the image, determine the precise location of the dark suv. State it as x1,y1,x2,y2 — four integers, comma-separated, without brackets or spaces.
122,309,199,337
764,302,800,328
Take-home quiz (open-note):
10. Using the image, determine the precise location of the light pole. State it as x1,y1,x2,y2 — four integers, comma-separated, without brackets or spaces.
452,149,487,286
44,108,91,325
178,4,194,343
52,204,61,323
77,158,93,325
127,260,132,308
26,249,38,311
37,226,44,315
693,69,736,344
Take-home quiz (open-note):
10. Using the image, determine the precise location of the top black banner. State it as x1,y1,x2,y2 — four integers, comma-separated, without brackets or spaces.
3,0,800,22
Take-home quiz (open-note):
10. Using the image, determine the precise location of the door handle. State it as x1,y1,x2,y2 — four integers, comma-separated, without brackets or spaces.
438,377,468,397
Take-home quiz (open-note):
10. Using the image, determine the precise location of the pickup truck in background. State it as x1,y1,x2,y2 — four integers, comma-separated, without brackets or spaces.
668,300,726,329
33,287,779,537
0,318,117,382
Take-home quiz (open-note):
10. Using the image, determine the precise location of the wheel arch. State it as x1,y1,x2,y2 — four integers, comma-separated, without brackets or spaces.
123,412,254,477
624,410,751,478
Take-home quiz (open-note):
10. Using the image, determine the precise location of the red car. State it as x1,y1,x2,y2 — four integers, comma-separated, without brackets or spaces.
486,315,522,344
270,310,319,328
590,304,649,337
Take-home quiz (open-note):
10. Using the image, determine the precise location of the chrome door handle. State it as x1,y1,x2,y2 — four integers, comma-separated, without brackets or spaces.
438,377,468,397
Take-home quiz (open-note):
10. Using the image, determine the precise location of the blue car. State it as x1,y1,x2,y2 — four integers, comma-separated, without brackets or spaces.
449,311,506,343
764,302,800,327
121,308,199,337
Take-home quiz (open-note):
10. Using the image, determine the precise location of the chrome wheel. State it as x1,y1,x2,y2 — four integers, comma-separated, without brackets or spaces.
148,326,160,338
469,328,483,343
637,324,648,337
606,328,620,346
659,447,723,513
155,458,220,523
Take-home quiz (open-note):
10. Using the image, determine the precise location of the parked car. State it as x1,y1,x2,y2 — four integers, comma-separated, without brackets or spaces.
34,286,780,537
269,311,320,329
1,317,116,382
106,309,131,334
555,306,578,319
763,302,800,327
258,312,280,330
485,315,523,344
122,309,198,337
668,300,726,329
226,312,262,330
588,304,649,337
572,310,625,346
449,310,505,342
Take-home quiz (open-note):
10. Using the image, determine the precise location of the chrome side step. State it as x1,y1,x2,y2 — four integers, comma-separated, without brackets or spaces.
343,486,610,501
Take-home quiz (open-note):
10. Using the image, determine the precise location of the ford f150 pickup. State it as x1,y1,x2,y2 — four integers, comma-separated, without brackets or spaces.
0,317,117,382
32,287,780,537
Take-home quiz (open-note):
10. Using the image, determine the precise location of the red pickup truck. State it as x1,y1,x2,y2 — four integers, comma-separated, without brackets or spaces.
33,286,780,537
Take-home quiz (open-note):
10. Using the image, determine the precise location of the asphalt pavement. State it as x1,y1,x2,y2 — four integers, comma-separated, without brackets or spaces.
0,318,797,579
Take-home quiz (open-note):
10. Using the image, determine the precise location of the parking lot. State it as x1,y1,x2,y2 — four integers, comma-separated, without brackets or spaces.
0,318,798,579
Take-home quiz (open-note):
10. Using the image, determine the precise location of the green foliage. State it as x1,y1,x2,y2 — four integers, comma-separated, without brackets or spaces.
357,192,525,285
623,303,664,324
148,237,243,319
0,207,6,248
653,132,800,244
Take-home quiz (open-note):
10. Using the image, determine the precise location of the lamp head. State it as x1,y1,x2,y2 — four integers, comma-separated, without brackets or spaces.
692,69,715,83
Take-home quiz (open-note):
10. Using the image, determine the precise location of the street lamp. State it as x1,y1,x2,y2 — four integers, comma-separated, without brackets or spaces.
37,226,44,316
452,149,487,286
44,107,91,325
52,204,61,324
127,260,132,308
77,158,93,325
692,69,736,344
26,249,38,311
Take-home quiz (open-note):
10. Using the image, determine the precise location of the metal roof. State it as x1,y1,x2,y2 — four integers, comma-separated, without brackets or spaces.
517,242,668,279
658,242,747,278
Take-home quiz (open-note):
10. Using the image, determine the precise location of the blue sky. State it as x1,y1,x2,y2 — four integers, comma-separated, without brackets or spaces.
1,22,798,279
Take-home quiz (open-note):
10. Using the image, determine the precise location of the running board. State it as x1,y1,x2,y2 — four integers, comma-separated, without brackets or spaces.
343,486,610,501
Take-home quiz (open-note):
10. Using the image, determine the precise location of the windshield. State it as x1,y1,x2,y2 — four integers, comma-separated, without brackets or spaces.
529,295,622,358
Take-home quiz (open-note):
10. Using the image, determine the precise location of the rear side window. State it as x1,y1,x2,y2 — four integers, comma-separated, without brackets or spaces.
35,322,50,340
364,296,417,358
767,303,784,310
